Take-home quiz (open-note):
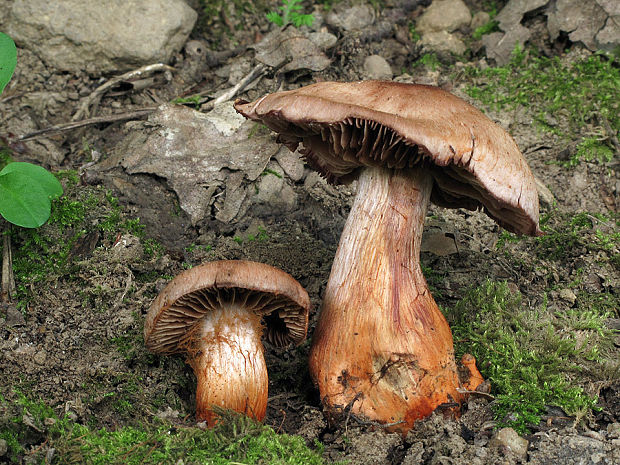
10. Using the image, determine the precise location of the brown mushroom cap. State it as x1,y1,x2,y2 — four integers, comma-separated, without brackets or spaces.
144,260,310,355
235,80,540,236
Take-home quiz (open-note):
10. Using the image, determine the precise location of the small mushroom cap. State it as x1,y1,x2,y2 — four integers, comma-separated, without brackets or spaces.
144,260,310,355
235,80,540,236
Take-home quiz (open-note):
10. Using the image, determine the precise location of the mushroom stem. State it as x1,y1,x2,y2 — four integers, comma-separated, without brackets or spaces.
309,166,462,433
182,305,267,426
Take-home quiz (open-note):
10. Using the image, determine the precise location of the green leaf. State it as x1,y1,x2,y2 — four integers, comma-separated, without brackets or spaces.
0,32,17,95
266,11,284,26
0,162,63,228
0,162,63,198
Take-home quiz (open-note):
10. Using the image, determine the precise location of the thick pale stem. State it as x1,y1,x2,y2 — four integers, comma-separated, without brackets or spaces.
183,305,267,426
309,166,462,433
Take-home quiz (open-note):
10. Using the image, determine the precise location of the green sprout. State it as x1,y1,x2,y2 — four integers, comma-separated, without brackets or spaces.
266,0,315,28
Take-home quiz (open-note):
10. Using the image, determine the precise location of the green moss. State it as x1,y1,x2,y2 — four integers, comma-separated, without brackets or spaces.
535,211,619,263
1,395,330,465
413,53,440,71
472,20,498,40
447,281,613,433
262,168,283,178
464,47,619,167
8,182,164,306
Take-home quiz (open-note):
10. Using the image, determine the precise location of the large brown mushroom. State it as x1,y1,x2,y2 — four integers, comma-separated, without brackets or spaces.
234,81,541,433
144,260,310,426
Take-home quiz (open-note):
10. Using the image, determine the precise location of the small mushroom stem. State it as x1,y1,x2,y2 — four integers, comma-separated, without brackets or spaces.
309,166,462,433
181,305,267,426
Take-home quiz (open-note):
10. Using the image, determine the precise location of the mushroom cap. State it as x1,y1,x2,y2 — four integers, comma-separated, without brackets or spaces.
144,260,310,355
235,80,540,236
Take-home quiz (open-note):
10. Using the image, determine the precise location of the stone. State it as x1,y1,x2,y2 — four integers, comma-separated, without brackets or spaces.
326,4,375,31
608,423,620,439
559,288,577,305
495,0,548,32
33,350,47,365
0,438,7,457
416,0,472,34
253,27,331,73
490,427,529,460
275,147,306,182
471,11,491,31
421,231,459,256
254,162,298,214
482,26,531,65
363,55,393,80
421,30,467,55
535,176,556,208
7,0,196,74
547,0,619,52
4,304,26,327
308,31,338,50
96,102,278,225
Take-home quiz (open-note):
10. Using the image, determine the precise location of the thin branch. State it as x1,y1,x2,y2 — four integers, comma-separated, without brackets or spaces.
17,63,268,141
18,108,157,141
456,388,495,401
1,226,15,303
72,63,174,121
200,63,267,111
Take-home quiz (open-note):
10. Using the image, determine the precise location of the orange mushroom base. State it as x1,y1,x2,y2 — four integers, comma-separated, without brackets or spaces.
309,166,470,434
180,306,268,426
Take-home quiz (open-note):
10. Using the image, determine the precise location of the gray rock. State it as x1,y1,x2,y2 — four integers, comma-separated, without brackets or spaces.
495,0,548,32
254,162,298,215
547,0,619,52
596,15,620,52
421,231,459,256
33,350,47,365
253,27,331,73
96,102,278,225
535,176,556,208
559,288,577,305
5,304,26,327
308,31,338,50
421,30,467,55
326,5,375,31
363,55,393,80
416,0,472,33
275,147,306,182
490,427,529,460
482,25,531,65
481,0,547,64
7,0,196,74
529,430,620,464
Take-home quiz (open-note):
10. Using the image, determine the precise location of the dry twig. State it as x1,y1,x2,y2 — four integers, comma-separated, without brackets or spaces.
72,63,174,121
200,63,267,112
19,108,157,141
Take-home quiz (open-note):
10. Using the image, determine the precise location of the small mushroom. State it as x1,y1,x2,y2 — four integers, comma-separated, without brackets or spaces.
144,260,310,426
235,81,540,433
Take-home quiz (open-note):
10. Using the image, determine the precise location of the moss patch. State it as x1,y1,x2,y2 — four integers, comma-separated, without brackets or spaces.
0,395,329,465
464,47,619,167
447,281,616,433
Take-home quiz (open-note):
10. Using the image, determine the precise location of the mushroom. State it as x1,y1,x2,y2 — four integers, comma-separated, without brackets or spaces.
144,260,310,426
234,81,541,433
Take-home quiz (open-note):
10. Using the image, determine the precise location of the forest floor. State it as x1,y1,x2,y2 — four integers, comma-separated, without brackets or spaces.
0,0,618,464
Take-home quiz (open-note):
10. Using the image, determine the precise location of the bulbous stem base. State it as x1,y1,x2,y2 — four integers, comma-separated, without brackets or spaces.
309,166,462,434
